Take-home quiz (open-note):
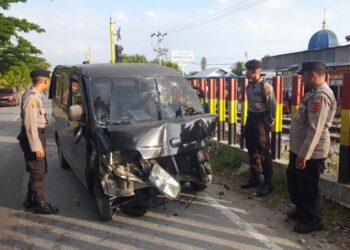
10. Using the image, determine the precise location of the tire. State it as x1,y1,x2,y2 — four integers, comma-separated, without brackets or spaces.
94,178,113,221
57,145,70,169
190,174,212,191
190,181,208,191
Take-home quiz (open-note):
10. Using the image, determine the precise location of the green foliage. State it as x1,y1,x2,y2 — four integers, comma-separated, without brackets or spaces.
231,61,245,76
150,59,182,73
122,54,148,63
0,63,30,88
211,147,242,171
161,60,181,72
186,71,199,76
0,0,49,88
0,0,26,10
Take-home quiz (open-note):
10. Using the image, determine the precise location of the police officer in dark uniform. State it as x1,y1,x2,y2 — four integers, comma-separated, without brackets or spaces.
241,59,276,197
287,61,336,234
18,69,59,214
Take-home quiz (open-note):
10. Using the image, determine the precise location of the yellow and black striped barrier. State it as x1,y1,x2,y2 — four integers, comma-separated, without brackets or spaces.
339,73,350,183
217,78,226,141
208,79,216,115
200,78,207,104
291,75,304,119
271,76,283,159
240,78,248,149
228,78,238,145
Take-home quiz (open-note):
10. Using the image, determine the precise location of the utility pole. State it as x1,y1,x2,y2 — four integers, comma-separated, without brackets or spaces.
151,31,168,65
88,45,92,63
83,45,92,64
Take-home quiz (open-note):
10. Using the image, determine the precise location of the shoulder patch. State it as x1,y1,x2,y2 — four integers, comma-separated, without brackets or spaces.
30,99,37,109
311,99,322,113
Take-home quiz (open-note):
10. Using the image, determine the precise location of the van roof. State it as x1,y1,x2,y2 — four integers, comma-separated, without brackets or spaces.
56,63,181,78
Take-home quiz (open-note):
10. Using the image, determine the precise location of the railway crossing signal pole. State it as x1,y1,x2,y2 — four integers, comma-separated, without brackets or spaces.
271,76,283,160
109,17,122,64
109,17,115,64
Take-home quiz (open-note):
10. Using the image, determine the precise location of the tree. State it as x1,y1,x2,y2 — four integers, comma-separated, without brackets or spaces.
186,71,199,76
151,59,182,73
231,61,245,76
0,0,49,87
0,63,31,88
122,54,148,63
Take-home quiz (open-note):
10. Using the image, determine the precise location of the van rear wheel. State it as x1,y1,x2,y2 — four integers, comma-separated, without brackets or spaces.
94,178,113,221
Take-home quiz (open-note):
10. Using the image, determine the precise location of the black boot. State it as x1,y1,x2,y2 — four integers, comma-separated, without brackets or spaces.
294,219,324,234
22,193,34,209
241,179,260,189
33,201,59,215
256,183,272,197
286,209,306,221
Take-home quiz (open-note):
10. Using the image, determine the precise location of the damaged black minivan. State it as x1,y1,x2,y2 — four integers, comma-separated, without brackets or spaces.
49,63,217,220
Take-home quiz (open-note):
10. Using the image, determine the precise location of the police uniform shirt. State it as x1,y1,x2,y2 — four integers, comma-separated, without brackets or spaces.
246,78,276,121
21,86,48,152
290,83,336,160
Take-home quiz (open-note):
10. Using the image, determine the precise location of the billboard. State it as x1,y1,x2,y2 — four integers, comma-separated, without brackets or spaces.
171,51,194,64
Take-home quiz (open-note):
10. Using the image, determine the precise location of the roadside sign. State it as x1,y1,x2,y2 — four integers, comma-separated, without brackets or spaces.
171,51,194,64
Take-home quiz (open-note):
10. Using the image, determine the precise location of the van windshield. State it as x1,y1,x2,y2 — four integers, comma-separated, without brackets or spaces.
91,77,204,126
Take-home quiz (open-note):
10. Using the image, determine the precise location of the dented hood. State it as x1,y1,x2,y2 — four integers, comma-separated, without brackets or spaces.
96,115,217,159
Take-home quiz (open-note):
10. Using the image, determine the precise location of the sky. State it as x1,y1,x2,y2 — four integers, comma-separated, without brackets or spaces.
4,0,350,72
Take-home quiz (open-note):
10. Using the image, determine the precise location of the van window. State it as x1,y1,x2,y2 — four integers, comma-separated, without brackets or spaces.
71,80,83,106
61,73,70,106
54,69,70,106
91,76,203,126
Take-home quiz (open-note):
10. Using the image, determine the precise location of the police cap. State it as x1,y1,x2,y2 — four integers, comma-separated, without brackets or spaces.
245,59,262,70
297,61,326,74
30,69,51,79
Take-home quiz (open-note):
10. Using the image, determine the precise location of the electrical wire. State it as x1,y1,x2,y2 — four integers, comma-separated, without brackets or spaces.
167,0,267,34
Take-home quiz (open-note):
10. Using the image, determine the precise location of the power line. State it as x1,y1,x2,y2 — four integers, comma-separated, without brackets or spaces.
167,0,252,33
167,0,267,34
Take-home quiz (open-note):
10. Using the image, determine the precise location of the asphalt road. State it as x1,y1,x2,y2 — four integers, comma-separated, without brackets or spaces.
0,97,337,250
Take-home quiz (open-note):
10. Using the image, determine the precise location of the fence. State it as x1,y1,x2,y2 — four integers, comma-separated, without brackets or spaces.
187,74,350,184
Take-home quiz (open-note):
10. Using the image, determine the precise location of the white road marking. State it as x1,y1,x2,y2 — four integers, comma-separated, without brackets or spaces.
13,115,20,121
202,192,283,250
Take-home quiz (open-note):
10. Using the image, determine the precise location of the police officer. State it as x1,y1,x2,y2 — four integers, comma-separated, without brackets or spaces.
18,69,59,214
241,59,276,197
287,61,336,234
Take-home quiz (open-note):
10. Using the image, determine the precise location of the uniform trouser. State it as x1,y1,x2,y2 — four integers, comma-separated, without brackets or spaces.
287,151,325,222
244,113,273,184
18,128,47,203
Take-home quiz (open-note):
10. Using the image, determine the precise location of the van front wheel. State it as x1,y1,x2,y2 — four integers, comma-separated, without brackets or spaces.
190,174,212,191
94,178,113,221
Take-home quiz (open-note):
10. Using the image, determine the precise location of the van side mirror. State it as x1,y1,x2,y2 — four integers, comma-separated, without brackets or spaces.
68,104,83,121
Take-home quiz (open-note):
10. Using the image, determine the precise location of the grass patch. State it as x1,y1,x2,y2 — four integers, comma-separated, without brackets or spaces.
323,198,350,225
324,154,339,176
211,147,243,171
267,176,291,209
